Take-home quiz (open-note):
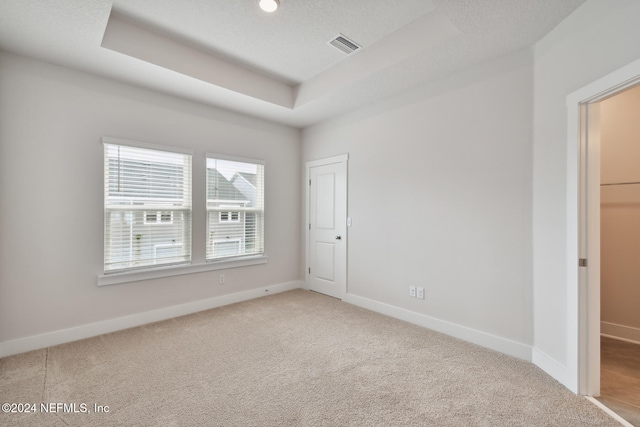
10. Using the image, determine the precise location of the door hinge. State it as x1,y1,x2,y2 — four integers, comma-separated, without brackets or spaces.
579,258,587,267
308,267,311,274
309,223,311,230
309,179,311,186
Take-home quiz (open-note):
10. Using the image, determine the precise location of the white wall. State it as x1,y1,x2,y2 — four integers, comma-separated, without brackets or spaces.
303,49,534,356
532,0,640,386
600,84,640,340
0,52,301,353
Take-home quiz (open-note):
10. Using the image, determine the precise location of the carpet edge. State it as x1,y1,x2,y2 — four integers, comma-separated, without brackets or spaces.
0,280,304,358
343,293,532,361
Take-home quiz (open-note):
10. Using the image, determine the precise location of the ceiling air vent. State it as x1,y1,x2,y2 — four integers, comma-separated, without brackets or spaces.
328,34,361,55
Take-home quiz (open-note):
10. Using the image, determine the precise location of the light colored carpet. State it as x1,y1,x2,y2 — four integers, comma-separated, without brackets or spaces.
0,289,621,426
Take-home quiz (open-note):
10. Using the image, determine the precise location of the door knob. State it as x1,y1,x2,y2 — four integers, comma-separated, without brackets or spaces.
335,235,342,240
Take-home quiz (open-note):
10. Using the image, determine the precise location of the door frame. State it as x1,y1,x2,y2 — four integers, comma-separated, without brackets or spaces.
305,154,349,296
566,59,640,395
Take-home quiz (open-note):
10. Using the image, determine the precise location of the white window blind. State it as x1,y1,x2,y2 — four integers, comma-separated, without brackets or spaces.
104,141,192,272
206,156,264,261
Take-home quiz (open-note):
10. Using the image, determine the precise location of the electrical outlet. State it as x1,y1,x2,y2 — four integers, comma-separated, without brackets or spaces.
219,274,225,284
417,287,425,299
409,286,416,298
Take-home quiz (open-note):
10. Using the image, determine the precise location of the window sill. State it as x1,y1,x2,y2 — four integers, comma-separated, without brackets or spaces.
97,255,268,287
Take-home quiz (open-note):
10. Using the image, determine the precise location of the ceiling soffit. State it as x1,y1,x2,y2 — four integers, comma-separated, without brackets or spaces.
101,4,457,112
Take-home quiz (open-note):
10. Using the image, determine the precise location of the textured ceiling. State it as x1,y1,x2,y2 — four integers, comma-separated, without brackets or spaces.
0,0,587,127
112,0,438,84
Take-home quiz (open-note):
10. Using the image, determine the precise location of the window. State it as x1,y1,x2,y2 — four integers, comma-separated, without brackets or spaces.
206,155,264,261
211,239,243,257
104,139,192,272
219,211,240,223
144,211,174,225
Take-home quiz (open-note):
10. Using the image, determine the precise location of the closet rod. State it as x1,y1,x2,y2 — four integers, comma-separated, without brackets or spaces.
600,181,640,186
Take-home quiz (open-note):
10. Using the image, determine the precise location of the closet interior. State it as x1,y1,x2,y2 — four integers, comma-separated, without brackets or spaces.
597,84,640,426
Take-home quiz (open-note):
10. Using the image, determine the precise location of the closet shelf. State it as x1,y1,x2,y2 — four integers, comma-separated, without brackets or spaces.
601,182,640,186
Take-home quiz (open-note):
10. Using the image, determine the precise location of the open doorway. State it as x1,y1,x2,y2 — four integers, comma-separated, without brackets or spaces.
591,85,640,425
565,57,640,401
563,56,640,427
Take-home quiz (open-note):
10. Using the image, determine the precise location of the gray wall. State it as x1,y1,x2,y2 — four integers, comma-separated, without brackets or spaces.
303,49,534,352
0,52,301,346
532,0,640,383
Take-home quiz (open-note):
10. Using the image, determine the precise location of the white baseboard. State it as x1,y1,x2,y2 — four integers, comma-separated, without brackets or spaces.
601,321,640,345
0,280,303,358
532,348,573,392
343,293,532,361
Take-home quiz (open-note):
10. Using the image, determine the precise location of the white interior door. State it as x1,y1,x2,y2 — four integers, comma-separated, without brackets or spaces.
307,155,347,299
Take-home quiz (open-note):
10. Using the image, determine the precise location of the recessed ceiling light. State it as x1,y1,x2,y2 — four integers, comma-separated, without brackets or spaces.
259,0,279,13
